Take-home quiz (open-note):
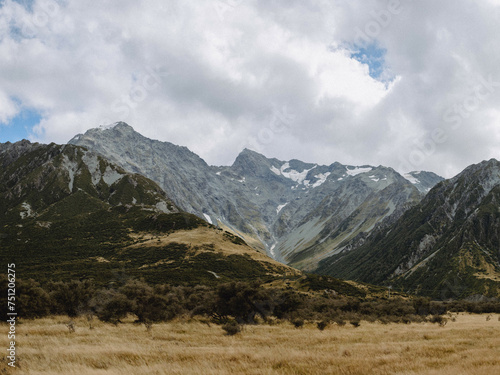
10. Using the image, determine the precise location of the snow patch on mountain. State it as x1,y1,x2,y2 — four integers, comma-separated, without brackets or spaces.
404,173,420,184
271,162,321,186
309,172,331,188
346,166,373,176
20,202,34,219
203,213,213,224
155,201,170,213
276,203,288,214
269,243,277,258
97,122,121,131
270,166,281,175
280,162,316,184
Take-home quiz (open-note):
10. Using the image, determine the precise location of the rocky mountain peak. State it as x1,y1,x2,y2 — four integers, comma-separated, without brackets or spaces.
66,124,444,269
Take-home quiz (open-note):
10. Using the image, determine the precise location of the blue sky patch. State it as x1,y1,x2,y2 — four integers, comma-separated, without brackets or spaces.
12,0,34,11
350,43,388,81
0,108,42,142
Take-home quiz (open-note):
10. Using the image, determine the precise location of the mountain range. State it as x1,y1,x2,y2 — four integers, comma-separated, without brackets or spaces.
317,158,500,298
69,122,443,271
0,140,297,286
2,121,499,298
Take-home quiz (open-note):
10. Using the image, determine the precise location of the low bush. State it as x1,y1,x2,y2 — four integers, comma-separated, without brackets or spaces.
222,320,241,336
3,276,498,328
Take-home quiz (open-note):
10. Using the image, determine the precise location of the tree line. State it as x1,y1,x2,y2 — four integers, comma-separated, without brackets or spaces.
2,277,500,329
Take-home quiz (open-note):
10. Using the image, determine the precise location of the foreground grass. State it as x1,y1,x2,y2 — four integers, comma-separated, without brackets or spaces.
1,314,500,374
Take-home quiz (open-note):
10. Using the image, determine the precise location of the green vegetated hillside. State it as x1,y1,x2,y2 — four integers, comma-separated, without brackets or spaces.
0,141,374,297
0,141,293,286
317,159,500,299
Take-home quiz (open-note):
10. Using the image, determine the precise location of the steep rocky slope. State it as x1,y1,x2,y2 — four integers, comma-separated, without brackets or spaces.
317,159,500,298
69,123,442,270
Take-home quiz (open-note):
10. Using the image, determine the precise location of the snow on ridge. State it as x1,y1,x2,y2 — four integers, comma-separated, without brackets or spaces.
310,172,331,188
345,166,373,176
97,122,120,131
276,203,288,214
270,166,281,175
203,213,213,224
279,162,317,184
404,173,420,185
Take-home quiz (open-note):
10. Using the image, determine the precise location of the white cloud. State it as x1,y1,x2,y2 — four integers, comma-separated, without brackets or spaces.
0,90,19,124
0,0,499,177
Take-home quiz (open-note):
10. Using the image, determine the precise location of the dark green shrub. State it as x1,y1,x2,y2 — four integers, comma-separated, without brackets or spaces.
222,320,241,336
16,279,51,319
273,291,304,319
350,320,361,328
48,280,96,317
291,318,305,328
430,315,447,327
92,290,134,324
317,320,329,331
215,282,273,324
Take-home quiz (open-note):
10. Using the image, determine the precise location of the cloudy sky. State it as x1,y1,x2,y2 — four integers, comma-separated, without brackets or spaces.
0,0,500,177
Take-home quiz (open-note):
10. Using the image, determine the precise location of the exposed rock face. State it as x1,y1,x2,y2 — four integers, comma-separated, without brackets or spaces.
317,159,500,298
69,122,255,235
403,171,444,193
69,123,442,270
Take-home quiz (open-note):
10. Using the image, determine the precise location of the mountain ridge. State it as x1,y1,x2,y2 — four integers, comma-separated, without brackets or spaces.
69,122,444,269
317,158,500,298
0,140,297,286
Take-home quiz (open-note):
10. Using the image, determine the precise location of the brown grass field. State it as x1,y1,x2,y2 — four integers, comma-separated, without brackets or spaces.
1,314,500,374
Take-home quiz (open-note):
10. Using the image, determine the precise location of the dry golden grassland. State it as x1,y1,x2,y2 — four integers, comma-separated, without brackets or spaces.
1,314,500,375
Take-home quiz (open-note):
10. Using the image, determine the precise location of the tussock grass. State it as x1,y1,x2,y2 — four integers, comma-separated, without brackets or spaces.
2,314,500,374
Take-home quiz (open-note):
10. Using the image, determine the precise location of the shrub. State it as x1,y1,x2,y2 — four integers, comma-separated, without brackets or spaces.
222,321,241,336
16,279,52,319
215,282,274,324
48,280,96,317
291,318,305,328
430,315,447,327
317,320,329,331
413,296,431,316
350,320,361,328
91,290,134,324
274,291,304,319
335,318,346,326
